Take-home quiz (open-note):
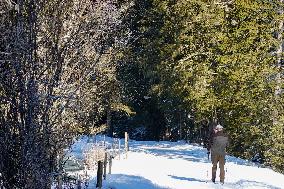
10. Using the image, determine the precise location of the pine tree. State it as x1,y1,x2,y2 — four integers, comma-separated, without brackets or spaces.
154,0,284,172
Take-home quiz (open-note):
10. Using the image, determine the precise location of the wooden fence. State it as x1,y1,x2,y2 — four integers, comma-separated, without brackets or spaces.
52,133,129,189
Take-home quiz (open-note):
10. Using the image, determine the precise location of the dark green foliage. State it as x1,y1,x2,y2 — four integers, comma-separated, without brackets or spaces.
118,0,284,173
116,0,168,140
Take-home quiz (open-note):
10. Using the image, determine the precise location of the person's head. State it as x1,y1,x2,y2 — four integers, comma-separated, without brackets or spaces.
214,124,223,133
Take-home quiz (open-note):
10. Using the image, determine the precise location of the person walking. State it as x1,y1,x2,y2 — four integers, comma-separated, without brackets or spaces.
207,124,229,184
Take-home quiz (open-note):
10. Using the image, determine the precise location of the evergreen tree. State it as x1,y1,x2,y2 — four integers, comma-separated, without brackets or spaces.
154,0,284,172
117,0,168,140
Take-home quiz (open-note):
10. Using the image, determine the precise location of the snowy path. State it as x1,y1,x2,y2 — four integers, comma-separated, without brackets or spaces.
73,137,284,189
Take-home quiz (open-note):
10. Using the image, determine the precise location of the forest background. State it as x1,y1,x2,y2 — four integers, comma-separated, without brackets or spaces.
0,0,283,188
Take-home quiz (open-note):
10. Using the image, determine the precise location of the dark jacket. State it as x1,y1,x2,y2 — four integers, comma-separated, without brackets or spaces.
208,131,229,156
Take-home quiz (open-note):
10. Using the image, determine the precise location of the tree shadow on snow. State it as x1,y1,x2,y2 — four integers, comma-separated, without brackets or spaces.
130,141,210,163
130,141,260,166
88,174,170,189
222,179,282,189
169,176,282,189
168,175,207,183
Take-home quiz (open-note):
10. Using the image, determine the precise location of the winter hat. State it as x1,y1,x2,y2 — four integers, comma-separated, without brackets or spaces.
215,124,223,131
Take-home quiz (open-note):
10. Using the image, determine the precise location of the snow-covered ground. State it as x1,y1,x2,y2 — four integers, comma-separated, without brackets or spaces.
68,136,284,189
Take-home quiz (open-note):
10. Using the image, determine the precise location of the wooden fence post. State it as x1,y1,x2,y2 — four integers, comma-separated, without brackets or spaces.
103,135,106,147
125,132,129,158
96,161,103,189
77,177,82,189
95,144,98,171
57,152,63,189
103,152,107,180
118,139,121,160
108,155,112,174
112,138,114,150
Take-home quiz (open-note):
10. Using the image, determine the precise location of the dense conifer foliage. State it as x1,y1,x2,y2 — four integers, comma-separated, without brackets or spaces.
0,1,283,187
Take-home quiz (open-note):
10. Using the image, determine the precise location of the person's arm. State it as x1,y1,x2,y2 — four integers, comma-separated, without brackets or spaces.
225,133,230,156
207,132,213,152
225,133,230,147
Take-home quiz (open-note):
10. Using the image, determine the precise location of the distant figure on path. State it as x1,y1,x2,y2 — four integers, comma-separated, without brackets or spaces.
207,124,229,184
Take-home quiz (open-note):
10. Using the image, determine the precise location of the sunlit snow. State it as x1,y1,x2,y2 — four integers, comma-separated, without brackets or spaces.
64,136,284,189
